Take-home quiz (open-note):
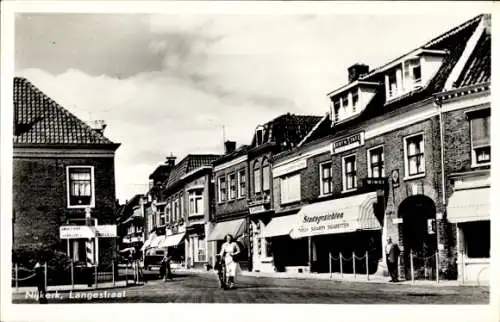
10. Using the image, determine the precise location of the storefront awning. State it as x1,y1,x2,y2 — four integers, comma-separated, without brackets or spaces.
151,235,165,248
261,214,300,238
207,218,245,241
159,233,185,248
290,192,380,239
447,188,490,223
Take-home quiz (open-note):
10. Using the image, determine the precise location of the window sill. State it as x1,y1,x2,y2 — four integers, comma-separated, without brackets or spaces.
341,188,357,194
403,173,426,181
280,200,300,206
67,204,94,209
319,193,333,198
471,162,491,169
227,199,235,204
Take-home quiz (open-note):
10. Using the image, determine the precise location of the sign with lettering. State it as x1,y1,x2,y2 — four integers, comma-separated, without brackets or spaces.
291,212,356,239
273,159,307,178
249,205,266,215
362,177,388,187
60,226,94,239
95,225,117,238
332,132,365,154
392,218,403,224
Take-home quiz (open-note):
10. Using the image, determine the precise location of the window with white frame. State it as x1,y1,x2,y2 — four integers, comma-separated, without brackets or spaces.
229,173,237,200
341,93,349,115
163,205,169,225
179,194,184,219
342,155,357,191
403,59,422,90
320,162,333,195
67,166,94,207
173,200,179,222
387,70,398,98
333,99,341,122
218,176,227,202
262,159,270,192
351,89,359,112
188,189,203,216
197,238,206,262
237,169,246,198
253,161,261,195
404,134,425,177
280,173,301,204
470,112,490,166
368,146,385,178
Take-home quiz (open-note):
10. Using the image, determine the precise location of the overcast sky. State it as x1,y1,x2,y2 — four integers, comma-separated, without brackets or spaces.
15,12,481,203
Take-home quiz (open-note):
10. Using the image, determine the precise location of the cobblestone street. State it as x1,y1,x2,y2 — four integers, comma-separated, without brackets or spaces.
12,271,489,304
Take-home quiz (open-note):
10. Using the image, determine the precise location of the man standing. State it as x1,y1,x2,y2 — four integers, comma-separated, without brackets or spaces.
386,237,400,282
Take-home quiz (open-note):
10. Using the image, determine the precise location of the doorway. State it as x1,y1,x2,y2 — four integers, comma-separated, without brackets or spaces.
398,195,437,280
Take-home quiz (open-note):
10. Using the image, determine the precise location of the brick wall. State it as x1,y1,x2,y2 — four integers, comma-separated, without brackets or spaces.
13,155,117,265
213,160,248,221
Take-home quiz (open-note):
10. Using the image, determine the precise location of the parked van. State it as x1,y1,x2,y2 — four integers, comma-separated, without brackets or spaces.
144,248,165,271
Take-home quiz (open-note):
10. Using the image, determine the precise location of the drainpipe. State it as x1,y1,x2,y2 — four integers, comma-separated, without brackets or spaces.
435,95,446,278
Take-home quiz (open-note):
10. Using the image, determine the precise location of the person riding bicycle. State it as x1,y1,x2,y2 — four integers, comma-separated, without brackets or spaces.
218,234,241,289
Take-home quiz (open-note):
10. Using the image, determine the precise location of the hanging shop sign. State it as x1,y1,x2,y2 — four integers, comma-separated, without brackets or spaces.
249,204,266,215
60,226,94,239
95,225,117,238
331,132,365,154
362,177,388,188
391,169,400,188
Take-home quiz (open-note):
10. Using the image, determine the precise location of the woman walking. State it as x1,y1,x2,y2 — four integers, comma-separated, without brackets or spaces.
218,234,241,289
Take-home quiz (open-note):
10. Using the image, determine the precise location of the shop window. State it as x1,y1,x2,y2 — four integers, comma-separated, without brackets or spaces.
262,159,270,192
463,221,490,258
237,169,246,198
197,238,206,262
229,173,237,200
280,173,301,204
188,189,203,216
342,154,357,191
67,166,94,208
218,176,227,202
368,146,385,178
404,133,425,177
253,161,261,195
320,162,332,195
470,112,490,166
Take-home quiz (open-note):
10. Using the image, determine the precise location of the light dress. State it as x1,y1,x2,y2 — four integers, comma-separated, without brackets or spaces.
219,242,240,277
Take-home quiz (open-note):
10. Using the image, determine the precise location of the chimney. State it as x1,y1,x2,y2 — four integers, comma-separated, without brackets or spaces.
348,63,370,83
166,153,176,167
224,140,236,154
91,120,107,134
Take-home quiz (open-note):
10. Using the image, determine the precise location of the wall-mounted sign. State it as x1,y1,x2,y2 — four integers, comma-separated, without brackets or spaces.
362,177,388,188
392,218,403,224
95,225,117,238
332,132,365,154
391,169,400,188
273,159,307,178
60,226,94,239
249,204,266,215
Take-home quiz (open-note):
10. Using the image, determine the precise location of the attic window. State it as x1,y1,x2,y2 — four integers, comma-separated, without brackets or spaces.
255,126,264,146
403,59,422,90
333,100,341,122
351,90,359,112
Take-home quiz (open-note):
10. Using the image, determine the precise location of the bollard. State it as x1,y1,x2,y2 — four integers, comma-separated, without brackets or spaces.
339,252,343,278
112,260,115,287
15,263,19,291
125,263,128,286
365,251,369,281
352,252,356,279
436,252,439,284
44,262,48,292
329,252,332,279
71,261,74,290
410,250,415,284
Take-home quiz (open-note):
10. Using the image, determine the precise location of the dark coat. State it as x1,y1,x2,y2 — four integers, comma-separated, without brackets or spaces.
386,244,400,263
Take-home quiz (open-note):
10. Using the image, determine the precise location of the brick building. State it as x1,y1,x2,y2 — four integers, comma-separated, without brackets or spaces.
116,194,145,256
13,77,120,267
257,14,489,280
144,154,221,269
211,114,322,272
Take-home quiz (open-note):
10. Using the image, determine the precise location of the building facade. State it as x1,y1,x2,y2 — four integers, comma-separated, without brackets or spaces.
256,14,489,281
13,77,121,268
116,194,145,257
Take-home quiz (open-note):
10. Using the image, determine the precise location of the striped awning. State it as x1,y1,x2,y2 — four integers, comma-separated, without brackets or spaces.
290,192,381,239
261,214,300,238
159,233,185,248
447,187,490,223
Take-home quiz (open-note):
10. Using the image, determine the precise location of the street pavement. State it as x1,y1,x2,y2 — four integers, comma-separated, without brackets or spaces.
12,270,489,304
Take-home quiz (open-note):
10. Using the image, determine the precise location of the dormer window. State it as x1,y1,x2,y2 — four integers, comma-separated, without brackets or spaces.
387,70,398,98
255,126,264,146
403,58,422,90
333,100,341,122
351,89,359,112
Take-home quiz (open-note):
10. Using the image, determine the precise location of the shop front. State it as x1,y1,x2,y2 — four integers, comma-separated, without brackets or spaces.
290,192,382,274
207,218,249,270
447,174,490,283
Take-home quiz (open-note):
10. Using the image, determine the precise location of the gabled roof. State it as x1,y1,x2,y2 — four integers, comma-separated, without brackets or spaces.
165,154,221,189
13,77,118,146
249,113,322,150
454,31,490,88
149,163,173,181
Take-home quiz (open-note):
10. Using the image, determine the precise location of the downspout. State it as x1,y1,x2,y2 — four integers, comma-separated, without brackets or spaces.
434,95,446,278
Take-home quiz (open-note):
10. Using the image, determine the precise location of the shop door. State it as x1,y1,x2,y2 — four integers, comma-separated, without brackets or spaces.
399,195,437,280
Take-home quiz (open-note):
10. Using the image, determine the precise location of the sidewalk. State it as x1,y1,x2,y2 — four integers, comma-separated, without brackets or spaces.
12,280,128,295
175,268,488,288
